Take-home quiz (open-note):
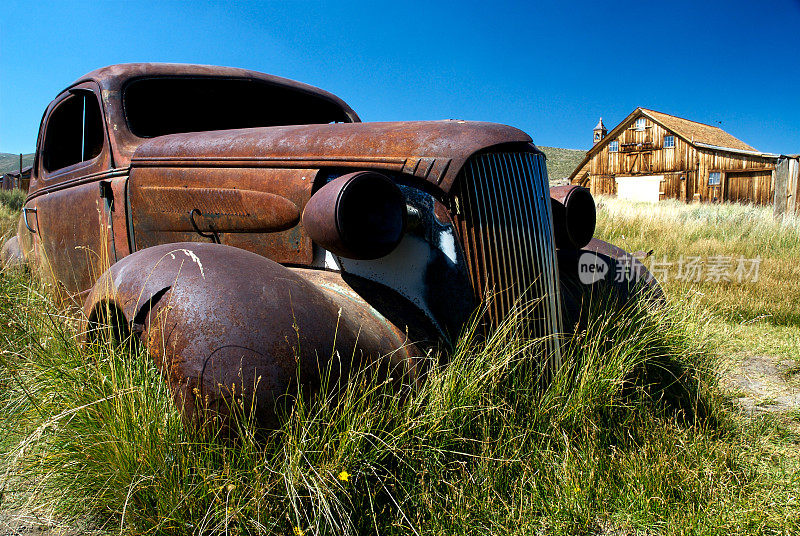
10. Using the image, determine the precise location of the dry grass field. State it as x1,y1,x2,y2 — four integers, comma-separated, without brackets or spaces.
595,196,800,364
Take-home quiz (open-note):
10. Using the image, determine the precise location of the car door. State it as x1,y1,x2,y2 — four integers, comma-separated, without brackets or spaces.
30,82,115,297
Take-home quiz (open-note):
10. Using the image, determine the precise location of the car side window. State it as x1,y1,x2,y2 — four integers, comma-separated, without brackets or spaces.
42,92,104,172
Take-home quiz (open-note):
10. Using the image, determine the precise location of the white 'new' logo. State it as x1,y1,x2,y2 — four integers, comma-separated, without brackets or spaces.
578,252,609,285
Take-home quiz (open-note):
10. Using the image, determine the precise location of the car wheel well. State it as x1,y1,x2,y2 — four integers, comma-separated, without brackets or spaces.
86,300,132,347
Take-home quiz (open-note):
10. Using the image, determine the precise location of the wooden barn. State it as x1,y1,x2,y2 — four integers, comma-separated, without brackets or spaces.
569,108,779,204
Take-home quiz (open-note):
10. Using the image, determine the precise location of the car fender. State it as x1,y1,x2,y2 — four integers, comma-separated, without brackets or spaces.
83,242,421,428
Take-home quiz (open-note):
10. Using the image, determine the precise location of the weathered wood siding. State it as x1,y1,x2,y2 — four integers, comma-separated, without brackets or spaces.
781,156,800,216
695,147,775,203
792,158,800,215
574,111,776,205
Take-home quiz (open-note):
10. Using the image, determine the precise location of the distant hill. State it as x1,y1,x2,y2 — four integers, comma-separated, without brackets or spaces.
0,153,34,175
539,146,586,184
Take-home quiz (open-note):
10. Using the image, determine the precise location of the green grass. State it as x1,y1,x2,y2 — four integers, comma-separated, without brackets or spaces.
2,265,799,534
0,189,25,212
1,194,800,534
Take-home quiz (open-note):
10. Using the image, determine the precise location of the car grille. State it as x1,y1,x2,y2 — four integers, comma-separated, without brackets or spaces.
450,151,562,361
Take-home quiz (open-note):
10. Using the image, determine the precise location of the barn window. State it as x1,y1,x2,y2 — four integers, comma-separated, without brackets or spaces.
664,135,675,148
609,140,619,152
708,172,721,185
635,118,646,131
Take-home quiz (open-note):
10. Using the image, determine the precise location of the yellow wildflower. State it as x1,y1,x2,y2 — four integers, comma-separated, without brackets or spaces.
337,470,351,482
293,527,304,536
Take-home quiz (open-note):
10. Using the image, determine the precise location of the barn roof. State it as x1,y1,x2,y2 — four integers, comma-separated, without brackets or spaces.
639,108,755,152
4,165,32,178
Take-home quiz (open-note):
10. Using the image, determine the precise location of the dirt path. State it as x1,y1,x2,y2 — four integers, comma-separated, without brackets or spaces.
0,510,98,536
723,353,800,416
0,511,67,536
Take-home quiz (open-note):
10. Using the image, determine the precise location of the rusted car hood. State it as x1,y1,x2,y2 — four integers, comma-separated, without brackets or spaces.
131,120,533,191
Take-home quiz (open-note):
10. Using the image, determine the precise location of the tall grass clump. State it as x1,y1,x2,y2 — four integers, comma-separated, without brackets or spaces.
1,267,798,534
0,188,25,213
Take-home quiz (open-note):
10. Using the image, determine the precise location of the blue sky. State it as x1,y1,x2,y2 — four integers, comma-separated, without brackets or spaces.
1,0,799,155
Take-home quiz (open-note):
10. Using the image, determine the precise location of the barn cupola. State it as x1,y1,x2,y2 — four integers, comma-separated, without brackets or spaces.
593,117,607,145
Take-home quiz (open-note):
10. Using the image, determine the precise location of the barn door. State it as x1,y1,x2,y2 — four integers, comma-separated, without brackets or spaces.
641,152,651,173
725,171,773,205
724,173,746,203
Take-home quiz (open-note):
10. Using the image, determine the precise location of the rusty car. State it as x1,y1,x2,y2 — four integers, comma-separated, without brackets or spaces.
0,63,656,426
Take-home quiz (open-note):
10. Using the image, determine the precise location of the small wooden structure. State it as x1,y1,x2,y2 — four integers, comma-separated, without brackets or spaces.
1,165,32,192
570,108,778,204
774,155,800,218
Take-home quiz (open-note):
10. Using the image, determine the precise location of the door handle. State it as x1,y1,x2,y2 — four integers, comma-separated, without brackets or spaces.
189,208,221,244
22,207,38,234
